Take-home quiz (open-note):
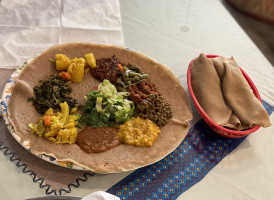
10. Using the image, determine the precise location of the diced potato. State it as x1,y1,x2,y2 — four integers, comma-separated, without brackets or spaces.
84,67,90,74
55,54,71,71
68,62,84,83
84,53,97,68
67,64,72,74
71,57,86,66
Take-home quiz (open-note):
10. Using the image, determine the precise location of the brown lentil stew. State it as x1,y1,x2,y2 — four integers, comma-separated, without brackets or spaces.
127,81,160,104
76,126,120,153
91,55,120,84
135,94,172,127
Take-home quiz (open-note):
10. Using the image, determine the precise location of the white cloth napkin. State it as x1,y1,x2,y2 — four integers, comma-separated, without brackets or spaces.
0,0,124,69
81,191,120,200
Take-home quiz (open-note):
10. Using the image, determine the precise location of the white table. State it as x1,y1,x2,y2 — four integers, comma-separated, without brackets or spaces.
1,0,273,199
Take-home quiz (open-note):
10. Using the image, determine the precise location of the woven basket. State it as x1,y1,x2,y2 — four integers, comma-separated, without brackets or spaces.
187,55,262,138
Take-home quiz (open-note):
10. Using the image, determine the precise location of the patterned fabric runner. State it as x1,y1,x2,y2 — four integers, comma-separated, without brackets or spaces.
107,100,273,200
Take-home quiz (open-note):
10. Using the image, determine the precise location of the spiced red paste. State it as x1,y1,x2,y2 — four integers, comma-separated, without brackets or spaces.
76,127,121,153
127,81,160,104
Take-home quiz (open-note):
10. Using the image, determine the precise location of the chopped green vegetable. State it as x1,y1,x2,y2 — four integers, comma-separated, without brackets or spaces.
85,109,115,127
84,80,135,127
115,64,148,92
98,79,117,98
29,75,79,114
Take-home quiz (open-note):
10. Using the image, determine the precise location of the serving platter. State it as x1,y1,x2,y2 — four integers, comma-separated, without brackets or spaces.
1,43,192,173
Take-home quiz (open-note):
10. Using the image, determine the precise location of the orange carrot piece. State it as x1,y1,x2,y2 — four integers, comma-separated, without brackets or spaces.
117,64,123,71
44,116,51,126
58,71,71,81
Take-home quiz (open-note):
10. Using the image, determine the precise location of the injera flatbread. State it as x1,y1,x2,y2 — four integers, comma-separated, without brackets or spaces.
7,43,192,173
191,53,271,130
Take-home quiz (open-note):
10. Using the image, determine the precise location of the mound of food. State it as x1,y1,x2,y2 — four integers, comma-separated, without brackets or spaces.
7,43,192,173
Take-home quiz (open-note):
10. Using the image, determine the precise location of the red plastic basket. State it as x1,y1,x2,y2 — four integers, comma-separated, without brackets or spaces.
187,55,262,138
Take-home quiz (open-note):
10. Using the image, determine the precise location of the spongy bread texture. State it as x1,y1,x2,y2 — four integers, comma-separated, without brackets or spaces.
7,43,192,173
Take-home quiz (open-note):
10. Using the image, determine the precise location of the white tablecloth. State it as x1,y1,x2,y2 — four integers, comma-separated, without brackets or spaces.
0,0,273,199
0,0,124,68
